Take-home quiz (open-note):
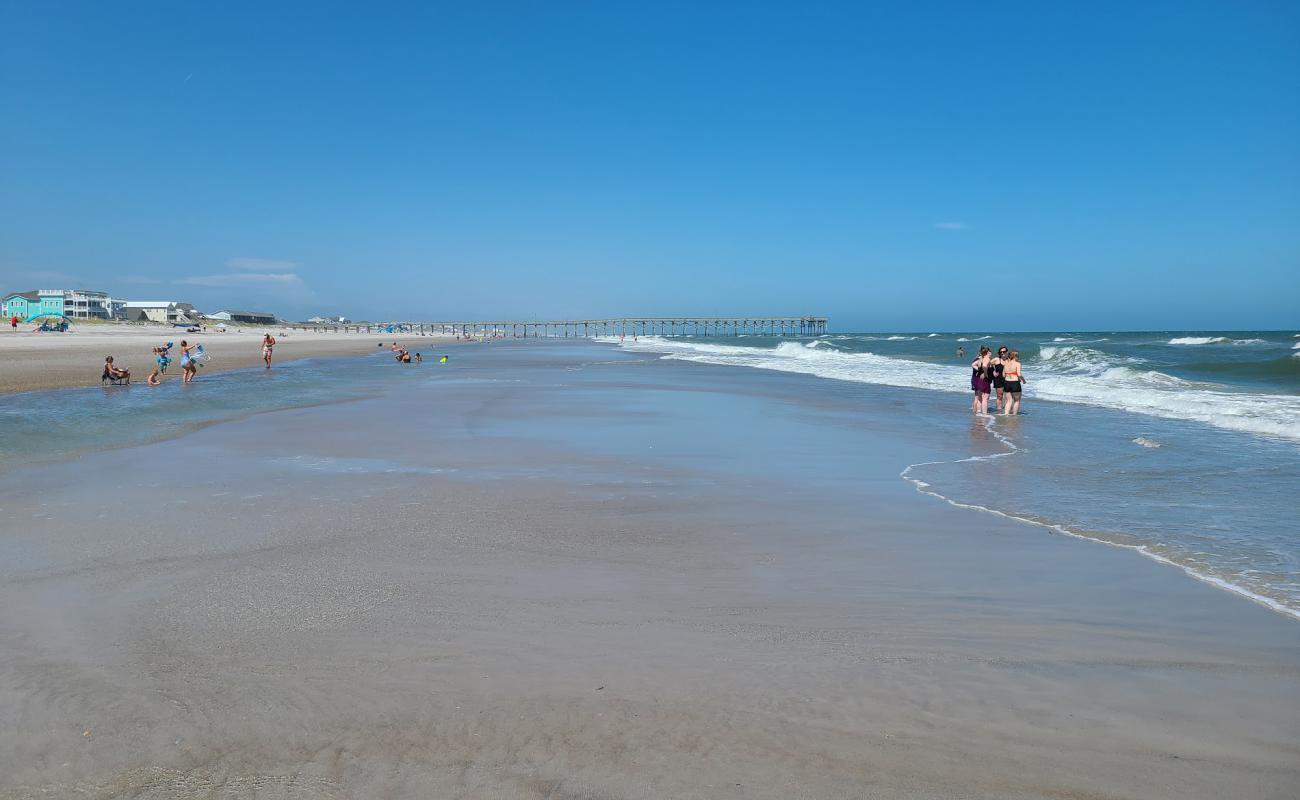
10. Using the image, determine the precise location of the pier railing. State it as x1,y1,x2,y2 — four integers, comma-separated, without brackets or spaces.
282,317,828,338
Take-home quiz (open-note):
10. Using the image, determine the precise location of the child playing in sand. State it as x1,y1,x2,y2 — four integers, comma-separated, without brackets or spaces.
102,356,130,384
147,367,161,385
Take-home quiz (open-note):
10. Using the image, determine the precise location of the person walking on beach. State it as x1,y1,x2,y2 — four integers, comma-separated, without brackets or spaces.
262,333,276,368
1001,350,1025,415
970,345,993,414
9,315,17,331
179,340,199,384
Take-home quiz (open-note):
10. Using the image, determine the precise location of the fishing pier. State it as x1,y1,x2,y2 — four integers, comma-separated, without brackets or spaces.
286,317,829,338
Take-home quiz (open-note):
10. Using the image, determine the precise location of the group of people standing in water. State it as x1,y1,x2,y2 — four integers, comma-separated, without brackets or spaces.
970,345,1024,415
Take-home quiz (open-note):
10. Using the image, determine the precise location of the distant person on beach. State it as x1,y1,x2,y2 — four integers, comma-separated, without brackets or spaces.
179,340,199,384
970,345,993,414
991,346,1008,412
262,333,276,368
1001,350,1024,415
9,315,17,330
102,356,130,384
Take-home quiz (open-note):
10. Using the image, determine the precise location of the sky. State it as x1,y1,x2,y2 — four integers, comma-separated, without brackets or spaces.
2,1,1297,330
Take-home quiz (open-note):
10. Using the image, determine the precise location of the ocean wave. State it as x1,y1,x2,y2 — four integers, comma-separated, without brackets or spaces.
956,336,990,342
610,337,1300,444
927,333,940,337
1132,437,1163,448
1168,336,1268,346
1169,336,1229,345
886,335,916,340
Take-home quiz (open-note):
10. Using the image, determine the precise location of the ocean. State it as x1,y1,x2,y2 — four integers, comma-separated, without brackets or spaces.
608,331,1300,619
1,330,1297,622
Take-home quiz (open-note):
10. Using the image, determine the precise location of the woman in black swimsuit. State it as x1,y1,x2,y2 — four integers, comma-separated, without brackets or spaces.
1001,350,1025,415
991,346,1008,412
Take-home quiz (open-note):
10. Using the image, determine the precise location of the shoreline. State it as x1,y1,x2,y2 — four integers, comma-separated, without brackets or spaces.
0,324,455,394
901,414,1300,623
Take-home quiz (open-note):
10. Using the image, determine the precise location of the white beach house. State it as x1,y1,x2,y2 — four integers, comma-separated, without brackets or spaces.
121,301,200,324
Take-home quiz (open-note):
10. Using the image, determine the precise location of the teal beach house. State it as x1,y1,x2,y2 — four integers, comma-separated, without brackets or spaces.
2,291,65,319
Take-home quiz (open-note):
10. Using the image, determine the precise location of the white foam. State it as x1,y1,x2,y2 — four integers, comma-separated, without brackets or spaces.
610,338,1300,444
956,335,991,342
1168,336,1267,346
927,333,941,337
886,335,916,340
1169,336,1229,345
1132,437,1163,448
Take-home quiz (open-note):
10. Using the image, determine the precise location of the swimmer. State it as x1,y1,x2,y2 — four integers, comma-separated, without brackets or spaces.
970,345,993,414
991,346,1008,412
1001,350,1025,415
415,352,422,363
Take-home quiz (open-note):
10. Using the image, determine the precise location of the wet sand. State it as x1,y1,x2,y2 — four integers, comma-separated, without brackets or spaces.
0,343,1297,799
0,324,447,394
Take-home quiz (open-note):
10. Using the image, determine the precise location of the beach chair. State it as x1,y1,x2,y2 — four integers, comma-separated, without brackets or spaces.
102,371,127,386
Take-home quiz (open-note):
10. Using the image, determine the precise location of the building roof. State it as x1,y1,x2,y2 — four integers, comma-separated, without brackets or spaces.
4,291,39,301
123,301,177,308
218,310,276,317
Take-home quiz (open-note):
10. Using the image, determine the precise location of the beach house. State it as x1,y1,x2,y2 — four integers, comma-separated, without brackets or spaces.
208,310,277,325
121,301,200,324
3,288,119,320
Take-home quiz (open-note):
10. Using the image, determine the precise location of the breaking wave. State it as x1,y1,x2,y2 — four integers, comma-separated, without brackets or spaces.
609,338,1300,444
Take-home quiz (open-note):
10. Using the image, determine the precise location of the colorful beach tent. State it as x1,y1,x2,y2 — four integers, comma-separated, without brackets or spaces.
25,313,71,331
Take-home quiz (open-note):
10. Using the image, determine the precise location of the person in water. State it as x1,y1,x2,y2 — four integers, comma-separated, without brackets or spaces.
147,367,161,385
957,345,966,359
970,345,993,414
991,346,1008,412
102,356,130,383
1001,350,1024,415
179,340,200,384
262,333,276,368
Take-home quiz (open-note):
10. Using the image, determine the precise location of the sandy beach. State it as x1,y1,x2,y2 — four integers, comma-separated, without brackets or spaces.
0,323,450,394
0,341,1296,799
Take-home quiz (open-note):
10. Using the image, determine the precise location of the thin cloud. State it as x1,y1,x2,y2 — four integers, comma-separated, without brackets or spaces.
10,269,84,285
933,222,969,231
225,257,298,272
176,272,303,287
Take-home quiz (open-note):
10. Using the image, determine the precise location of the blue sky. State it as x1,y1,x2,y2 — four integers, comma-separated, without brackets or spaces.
2,1,1297,329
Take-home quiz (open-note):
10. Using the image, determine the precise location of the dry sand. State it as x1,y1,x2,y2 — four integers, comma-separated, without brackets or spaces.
0,323,448,394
